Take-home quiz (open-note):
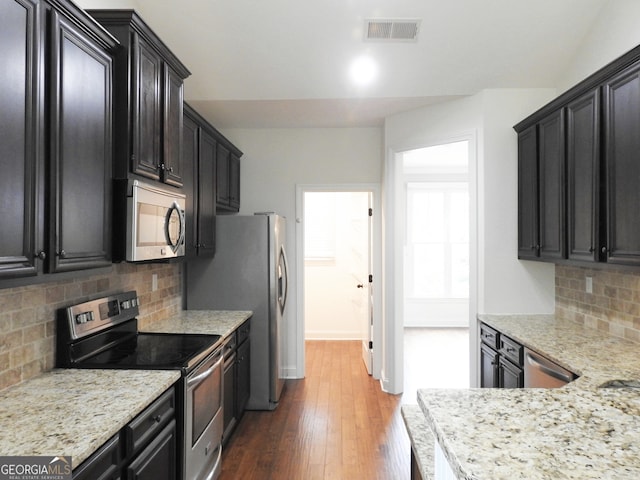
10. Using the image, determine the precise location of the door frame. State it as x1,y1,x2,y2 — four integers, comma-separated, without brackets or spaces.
383,132,478,394
295,184,382,380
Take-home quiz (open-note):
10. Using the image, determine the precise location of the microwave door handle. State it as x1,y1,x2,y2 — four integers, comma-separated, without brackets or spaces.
165,202,185,252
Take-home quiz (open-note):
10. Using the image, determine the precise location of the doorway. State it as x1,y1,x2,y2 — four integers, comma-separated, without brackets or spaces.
295,185,381,379
399,140,472,398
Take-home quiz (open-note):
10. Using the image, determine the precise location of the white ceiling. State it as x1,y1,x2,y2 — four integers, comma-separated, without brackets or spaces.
78,0,608,128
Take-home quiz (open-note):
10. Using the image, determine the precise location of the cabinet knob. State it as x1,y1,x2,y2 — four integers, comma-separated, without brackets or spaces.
35,251,46,260
59,250,67,259
601,246,607,254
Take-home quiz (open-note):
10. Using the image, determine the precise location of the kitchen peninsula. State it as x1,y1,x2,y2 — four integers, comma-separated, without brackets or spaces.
405,314,640,479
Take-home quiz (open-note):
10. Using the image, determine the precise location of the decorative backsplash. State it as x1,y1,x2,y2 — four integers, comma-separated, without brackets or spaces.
556,265,640,343
0,262,182,390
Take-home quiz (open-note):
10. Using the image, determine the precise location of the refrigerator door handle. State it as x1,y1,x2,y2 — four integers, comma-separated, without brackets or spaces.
278,245,289,314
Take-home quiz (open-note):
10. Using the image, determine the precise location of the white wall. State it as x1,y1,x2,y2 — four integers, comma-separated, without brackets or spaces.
478,89,557,314
383,89,557,392
557,0,640,93
220,128,383,377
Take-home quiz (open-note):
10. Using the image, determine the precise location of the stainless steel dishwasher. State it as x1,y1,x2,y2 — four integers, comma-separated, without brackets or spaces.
524,347,577,388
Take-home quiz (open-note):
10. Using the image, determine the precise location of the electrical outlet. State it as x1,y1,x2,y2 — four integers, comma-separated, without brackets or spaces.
152,273,158,292
585,276,593,294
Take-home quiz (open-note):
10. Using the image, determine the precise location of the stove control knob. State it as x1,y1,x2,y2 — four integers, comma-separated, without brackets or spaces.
75,313,87,324
87,311,94,322
121,300,131,310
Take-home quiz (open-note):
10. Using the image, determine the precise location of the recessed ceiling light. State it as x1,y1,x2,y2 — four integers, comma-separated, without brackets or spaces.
349,56,377,86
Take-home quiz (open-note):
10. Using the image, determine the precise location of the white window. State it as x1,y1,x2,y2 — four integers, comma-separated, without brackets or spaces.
406,182,469,299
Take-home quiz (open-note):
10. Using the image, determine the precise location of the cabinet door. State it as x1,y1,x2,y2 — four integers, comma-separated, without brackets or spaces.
182,111,199,258
49,11,112,272
222,353,236,444
567,89,600,262
162,64,183,187
216,143,230,207
517,125,539,259
132,36,161,181
538,110,565,260
236,338,250,415
0,0,41,278
603,64,640,265
480,343,499,388
126,420,177,480
73,434,121,480
499,357,524,389
198,129,217,256
228,153,241,211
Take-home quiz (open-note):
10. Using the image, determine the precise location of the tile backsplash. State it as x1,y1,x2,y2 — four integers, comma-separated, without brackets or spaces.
0,262,182,390
556,264,640,343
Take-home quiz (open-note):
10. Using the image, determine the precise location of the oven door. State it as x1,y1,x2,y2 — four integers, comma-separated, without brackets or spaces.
185,347,224,480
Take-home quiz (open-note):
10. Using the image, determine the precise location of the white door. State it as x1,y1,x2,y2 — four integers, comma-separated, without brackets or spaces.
359,194,374,374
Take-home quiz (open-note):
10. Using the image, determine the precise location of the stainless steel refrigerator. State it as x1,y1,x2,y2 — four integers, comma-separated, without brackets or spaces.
185,213,288,410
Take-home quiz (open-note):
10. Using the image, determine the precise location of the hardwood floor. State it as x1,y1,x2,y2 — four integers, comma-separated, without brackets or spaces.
219,340,410,480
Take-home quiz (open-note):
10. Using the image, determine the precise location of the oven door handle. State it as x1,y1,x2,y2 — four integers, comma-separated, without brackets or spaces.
187,353,223,389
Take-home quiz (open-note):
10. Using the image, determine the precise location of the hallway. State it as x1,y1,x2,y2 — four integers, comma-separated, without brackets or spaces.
219,340,410,479
220,331,468,479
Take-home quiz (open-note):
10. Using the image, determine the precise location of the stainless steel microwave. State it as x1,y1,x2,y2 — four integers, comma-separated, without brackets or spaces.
125,180,186,262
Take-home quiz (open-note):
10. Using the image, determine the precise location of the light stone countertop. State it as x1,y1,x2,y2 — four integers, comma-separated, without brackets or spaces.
412,314,640,479
0,369,179,468
0,310,251,471
142,310,253,338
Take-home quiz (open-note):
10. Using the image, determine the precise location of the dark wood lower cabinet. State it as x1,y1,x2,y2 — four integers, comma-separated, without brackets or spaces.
126,420,177,480
73,388,177,480
72,435,121,480
480,343,499,388
479,322,524,389
222,319,251,446
499,356,524,389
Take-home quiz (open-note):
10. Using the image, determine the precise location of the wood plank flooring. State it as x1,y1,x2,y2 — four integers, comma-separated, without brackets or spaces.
219,340,410,480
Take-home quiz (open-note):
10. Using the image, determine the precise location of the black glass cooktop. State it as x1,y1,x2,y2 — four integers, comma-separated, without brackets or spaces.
81,332,221,371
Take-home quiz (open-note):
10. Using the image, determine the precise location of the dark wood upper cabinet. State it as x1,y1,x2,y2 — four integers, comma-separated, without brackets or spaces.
603,64,640,266
87,10,190,188
49,10,113,272
517,111,565,262
163,65,184,187
566,89,600,263
0,0,116,281
517,125,539,260
216,142,242,213
515,42,640,268
183,103,217,258
538,110,565,260
0,0,41,278
132,35,162,180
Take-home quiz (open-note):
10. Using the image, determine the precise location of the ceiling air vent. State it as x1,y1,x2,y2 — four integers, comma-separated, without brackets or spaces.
365,19,421,42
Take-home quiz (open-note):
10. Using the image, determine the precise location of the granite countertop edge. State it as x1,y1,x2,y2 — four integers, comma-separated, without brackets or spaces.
0,310,252,469
413,313,640,480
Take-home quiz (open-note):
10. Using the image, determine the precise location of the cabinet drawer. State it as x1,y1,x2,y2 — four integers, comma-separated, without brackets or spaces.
125,387,175,457
237,319,251,345
479,323,499,350
222,332,237,358
499,335,524,366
